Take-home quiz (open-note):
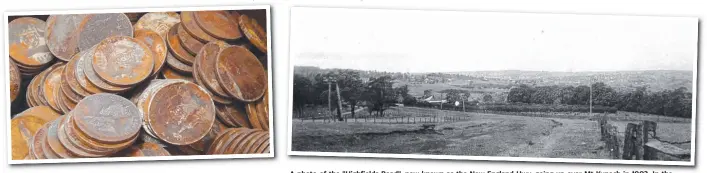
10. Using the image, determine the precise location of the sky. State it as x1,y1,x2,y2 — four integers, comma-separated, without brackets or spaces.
290,7,698,73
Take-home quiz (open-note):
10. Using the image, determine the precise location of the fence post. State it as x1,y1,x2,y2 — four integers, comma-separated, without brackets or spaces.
609,125,620,159
623,123,637,160
636,122,645,160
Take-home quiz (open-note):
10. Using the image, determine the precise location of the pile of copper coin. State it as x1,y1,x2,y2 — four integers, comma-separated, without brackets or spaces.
9,9,270,160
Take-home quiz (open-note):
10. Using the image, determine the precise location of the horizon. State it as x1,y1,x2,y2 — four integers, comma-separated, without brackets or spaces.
294,65,693,74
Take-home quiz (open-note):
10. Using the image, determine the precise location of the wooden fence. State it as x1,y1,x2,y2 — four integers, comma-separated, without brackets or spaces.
597,115,690,161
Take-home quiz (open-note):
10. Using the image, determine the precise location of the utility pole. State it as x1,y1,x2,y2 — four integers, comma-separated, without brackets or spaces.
325,78,334,121
589,78,593,115
335,82,344,121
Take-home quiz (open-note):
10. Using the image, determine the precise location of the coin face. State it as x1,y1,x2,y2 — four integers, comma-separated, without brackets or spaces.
194,11,242,40
9,61,21,102
195,42,230,98
216,46,266,102
8,17,54,67
82,45,133,92
177,25,203,55
134,12,180,39
134,29,168,77
10,115,45,160
78,13,133,52
30,124,49,159
46,14,87,61
73,50,104,94
72,93,142,143
239,14,267,53
167,24,195,65
180,11,218,43
93,36,154,86
148,81,215,145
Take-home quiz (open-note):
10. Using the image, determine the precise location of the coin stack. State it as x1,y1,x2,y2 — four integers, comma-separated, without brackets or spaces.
9,10,271,160
8,17,55,79
206,128,270,155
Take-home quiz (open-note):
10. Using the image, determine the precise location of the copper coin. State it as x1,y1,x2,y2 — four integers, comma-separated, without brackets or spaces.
195,42,230,98
136,80,179,139
250,100,269,130
216,103,251,128
46,14,87,61
74,47,107,94
206,128,239,154
177,24,203,55
180,11,218,43
248,132,269,153
41,129,61,159
36,64,63,107
73,93,142,144
79,45,132,92
9,61,21,102
165,51,193,74
167,24,195,65
239,14,267,53
10,115,45,160
46,118,75,158
147,81,215,145
78,13,133,51
245,104,263,130
54,84,70,114
194,11,242,40
140,131,168,148
60,73,83,104
223,129,255,154
216,46,266,102
8,17,54,67
134,29,168,77
134,12,180,39
66,113,134,154
240,131,266,154
161,66,194,82
212,129,245,154
231,130,261,154
43,65,65,112
93,36,154,86
30,124,49,159
214,104,237,127
62,52,90,97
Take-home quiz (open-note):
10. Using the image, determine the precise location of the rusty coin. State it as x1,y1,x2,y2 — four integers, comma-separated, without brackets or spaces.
73,93,142,144
43,66,65,113
215,103,251,128
30,124,50,159
46,118,75,158
177,24,204,55
147,81,215,145
239,14,267,53
46,14,87,61
188,119,227,152
92,36,154,86
134,29,168,77
165,51,193,74
9,61,21,102
216,46,266,102
82,45,134,92
194,11,242,40
195,42,230,98
134,12,180,39
8,17,54,67
192,64,232,105
125,142,171,157
167,24,195,65
78,13,133,51
73,50,105,94
10,115,45,160
161,66,194,82
180,11,218,43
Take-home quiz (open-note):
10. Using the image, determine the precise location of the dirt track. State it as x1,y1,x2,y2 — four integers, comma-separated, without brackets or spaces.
292,108,691,159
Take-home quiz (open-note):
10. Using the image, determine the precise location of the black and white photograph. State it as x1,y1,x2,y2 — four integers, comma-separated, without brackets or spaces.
287,7,697,165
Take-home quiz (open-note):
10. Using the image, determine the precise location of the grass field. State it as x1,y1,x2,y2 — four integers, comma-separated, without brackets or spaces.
291,106,692,160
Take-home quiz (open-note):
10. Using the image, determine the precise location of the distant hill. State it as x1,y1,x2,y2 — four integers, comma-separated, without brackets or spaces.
294,66,693,93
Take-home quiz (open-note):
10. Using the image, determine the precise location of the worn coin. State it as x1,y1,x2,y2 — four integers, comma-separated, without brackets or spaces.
239,14,267,53
43,66,65,113
30,124,49,159
195,42,230,98
81,45,133,92
180,11,218,43
192,64,232,105
134,29,168,77
165,52,193,74
73,93,142,144
147,81,215,145
9,17,54,67
161,66,194,82
46,14,87,61
134,12,180,39
9,61,21,102
72,50,105,94
78,13,133,51
177,24,204,55
215,103,251,128
216,46,266,102
167,24,196,65
46,119,74,158
10,115,45,160
194,11,242,40
124,142,171,157
93,36,154,86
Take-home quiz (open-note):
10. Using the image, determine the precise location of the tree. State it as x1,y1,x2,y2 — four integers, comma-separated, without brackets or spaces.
483,94,493,103
508,84,534,103
364,75,397,117
292,74,313,115
591,82,617,107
